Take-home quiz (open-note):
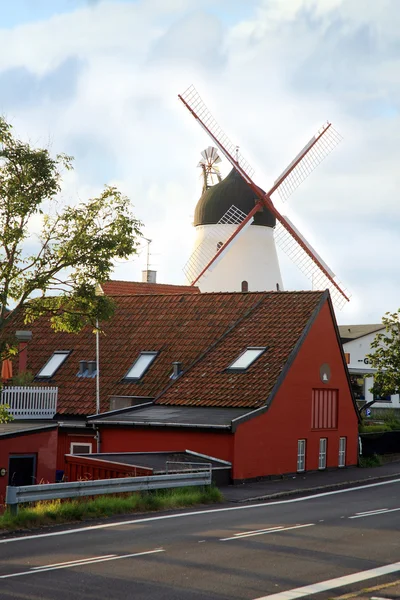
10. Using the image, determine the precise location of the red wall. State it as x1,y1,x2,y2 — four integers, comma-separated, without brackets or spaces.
99,427,234,464
65,455,152,481
57,430,97,471
0,428,58,508
233,301,359,480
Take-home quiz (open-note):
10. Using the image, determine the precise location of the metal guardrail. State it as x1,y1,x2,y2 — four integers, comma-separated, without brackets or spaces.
6,471,212,515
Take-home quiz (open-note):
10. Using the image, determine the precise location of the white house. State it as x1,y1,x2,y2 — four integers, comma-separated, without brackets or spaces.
339,324,400,410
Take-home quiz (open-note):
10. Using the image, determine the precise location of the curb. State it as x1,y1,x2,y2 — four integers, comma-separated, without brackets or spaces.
226,472,400,503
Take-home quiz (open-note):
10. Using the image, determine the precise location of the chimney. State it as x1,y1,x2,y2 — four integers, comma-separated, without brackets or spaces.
79,360,88,375
171,361,183,379
87,360,97,376
15,331,32,373
142,270,157,284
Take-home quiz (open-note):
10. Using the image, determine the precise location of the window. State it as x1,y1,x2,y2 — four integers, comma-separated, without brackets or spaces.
312,389,338,429
70,443,92,454
297,439,306,472
319,438,327,470
338,437,346,468
227,347,266,371
241,281,248,292
124,352,157,380
36,351,70,378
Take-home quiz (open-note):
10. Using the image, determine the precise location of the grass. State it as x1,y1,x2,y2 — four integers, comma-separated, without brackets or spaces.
358,453,382,468
0,486,223,531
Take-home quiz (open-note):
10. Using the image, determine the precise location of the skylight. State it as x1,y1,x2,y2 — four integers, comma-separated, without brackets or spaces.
37,351,70,378
227,347,266,371
125,352,157,380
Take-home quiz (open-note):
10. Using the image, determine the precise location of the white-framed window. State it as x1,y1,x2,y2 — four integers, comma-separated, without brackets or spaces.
37,351,70,378
70,442,92,454
124,352,158,380
227,347,266,371
319,438,327,470
338,437,346,468
297,439,306,473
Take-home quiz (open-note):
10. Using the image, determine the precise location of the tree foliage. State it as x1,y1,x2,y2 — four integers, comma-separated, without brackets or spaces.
0,404,13,424
0,116,143,356
367,310,400,397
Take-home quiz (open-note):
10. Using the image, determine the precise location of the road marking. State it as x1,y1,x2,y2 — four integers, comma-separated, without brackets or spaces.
349,507,400,519
31,554,116,569
252,561,400,599
234,526,285,537
220,523,314,541
1,477,399,545
0,548,164,579
356,508,388,515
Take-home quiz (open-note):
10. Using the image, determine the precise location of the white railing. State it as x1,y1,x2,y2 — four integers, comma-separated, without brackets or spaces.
0,386,58,419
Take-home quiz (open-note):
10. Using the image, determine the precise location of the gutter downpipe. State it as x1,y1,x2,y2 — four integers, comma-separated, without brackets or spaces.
95,318,101,453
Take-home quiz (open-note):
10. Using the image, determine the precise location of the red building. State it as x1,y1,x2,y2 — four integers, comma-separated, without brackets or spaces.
3,288,359,482
89,290,359,481
0,423,57,508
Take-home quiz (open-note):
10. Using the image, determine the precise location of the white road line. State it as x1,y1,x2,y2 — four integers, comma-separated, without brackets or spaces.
349,507,400,519
220,523,314,541
31,554,116,569
253,561,400,599
234,526,285,537
356,508,388,515
1,478,399,545
0,548,164,579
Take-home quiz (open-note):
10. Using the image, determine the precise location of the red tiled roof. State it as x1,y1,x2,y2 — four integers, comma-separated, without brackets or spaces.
5,292,267,416
156,291,326,409
99,280,200,295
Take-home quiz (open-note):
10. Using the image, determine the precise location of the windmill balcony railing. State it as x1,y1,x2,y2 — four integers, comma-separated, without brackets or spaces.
0,386,58,419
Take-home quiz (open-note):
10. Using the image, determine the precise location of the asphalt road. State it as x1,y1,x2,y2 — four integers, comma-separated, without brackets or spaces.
1,479,399,600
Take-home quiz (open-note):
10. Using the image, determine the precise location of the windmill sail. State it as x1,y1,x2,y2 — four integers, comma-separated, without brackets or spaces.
179,85,349,308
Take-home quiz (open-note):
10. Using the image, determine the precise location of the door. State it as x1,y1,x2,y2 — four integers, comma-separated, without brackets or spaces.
318,438,327,470
297,439,306,473
338,437,346,468
8,455,36,486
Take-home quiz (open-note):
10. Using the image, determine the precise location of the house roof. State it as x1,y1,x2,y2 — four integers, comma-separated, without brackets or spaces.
99,280,200,296
155,290,325,409
338,324,383,343
7,292,269,416
5,290,328,417
90,404,251,428
0,422,57,439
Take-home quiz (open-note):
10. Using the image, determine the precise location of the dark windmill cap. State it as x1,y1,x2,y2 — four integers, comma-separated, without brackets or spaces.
194,168,276,228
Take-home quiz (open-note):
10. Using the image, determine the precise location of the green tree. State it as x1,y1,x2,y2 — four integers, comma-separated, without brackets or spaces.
0,404,13,424
0,116,142,356
367,310,400,398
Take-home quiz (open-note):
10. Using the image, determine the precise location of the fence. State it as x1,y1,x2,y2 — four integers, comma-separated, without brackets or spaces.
360,430,400,457
0,386,58,419
6,471,212,515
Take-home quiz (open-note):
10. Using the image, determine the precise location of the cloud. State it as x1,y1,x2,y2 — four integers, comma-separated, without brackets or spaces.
0,0,399,324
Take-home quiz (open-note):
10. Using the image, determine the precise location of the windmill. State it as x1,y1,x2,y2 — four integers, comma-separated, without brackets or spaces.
179,85,349,309
198,146,222,192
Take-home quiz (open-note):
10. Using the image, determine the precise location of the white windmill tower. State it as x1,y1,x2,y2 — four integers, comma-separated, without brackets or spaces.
180,86,349,309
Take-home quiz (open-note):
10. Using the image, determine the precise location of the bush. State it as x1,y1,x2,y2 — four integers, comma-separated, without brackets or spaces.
359,453,382,468
359,424,390,433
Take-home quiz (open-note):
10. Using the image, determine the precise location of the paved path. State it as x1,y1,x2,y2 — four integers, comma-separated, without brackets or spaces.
220,462,400,502
1,478,399,599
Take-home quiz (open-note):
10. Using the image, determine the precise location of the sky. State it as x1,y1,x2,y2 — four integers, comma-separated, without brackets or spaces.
0,0,399,324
